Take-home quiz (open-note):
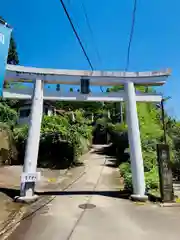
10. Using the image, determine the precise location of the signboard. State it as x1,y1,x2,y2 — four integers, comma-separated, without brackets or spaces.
21,172,41,183
157,144,174,202
0,22,12,96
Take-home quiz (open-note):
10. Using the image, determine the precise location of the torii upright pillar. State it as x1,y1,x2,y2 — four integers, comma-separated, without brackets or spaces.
125,81,147,201
17,78,44,201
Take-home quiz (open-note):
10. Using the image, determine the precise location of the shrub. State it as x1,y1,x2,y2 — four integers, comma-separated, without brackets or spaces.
119,162,132,190
108,122,128,133
119,162,159,192
145,167,159,191
142,150,157,172
13,114,93,168
0,102,18,127
0,122,18,165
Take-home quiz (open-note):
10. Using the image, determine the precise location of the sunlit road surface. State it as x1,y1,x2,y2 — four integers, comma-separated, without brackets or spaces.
8,146,180,240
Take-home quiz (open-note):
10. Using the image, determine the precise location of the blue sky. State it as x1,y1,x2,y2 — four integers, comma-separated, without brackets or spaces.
1,0,179,118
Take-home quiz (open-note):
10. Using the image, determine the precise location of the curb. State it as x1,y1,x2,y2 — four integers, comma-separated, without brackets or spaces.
0,195,54,240
158,202,180,207
0,205,27,240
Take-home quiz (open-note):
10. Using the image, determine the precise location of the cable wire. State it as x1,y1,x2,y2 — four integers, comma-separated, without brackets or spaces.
81,2,102,66
80,2,104,93
59,0,94,71
125,0,137,71
66,1,104,92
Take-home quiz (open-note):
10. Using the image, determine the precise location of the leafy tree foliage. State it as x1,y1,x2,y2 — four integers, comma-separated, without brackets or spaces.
0,16,19,65
14,113,92,168
7,36,19,65
0,102,18,127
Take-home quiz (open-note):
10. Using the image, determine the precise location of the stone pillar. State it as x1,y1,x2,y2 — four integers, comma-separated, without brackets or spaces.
124,81,147,201
18,79,43,202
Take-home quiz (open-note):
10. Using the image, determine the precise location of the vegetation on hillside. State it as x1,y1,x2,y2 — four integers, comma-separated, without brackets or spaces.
0,16,19,65
13,111,92,169
106,87,180,195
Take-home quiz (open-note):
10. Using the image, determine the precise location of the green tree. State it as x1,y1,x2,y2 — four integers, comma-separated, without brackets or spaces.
7,36,19,65
0,16,21,110
0,102,18,127
0,16,19,65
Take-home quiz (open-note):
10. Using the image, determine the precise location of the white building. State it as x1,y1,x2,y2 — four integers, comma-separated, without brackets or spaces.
18,100,55,125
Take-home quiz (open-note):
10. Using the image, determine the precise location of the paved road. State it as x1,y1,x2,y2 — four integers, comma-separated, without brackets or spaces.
8,146,180,239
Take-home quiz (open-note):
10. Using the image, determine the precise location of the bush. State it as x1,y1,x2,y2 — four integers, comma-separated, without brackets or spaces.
145,167,159,191
119,162,159,192
0,102,18,127
114,103,163,193
142,150,157,172
106,123,129,165
38,132,74,169
119,162,132,190
0,122,18,165
13,125,28,164
108,122,128,133
13,114,93,168
103,88,175,194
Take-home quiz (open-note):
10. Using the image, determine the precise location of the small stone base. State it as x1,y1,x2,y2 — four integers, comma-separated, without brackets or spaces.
130,194,148,202
14,195,39,204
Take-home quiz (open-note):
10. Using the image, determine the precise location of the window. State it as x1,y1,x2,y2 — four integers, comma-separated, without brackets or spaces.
19,109,31,118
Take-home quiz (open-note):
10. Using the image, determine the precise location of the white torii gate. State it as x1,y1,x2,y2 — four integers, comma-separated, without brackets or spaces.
4,64,171,202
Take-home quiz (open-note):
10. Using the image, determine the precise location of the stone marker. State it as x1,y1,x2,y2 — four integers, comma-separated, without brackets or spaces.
157,144,174,202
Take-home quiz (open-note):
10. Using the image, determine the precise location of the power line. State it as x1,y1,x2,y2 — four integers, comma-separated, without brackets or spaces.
125,0,137,71
67,0,101,65
66,1,84,43
59,0,94,71
80,2,102,66
62,0,104,92
80,2,104,92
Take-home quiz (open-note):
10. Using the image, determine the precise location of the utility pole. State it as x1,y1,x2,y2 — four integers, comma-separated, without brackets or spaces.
161,99,167,144
156,96,171,144
120,102,123,123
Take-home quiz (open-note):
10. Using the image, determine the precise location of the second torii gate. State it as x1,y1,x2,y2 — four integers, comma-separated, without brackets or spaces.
4,64,171,202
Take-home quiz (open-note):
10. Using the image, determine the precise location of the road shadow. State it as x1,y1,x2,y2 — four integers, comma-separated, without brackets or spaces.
103,163,117,168
93,144,130,167
147,193,162,203
36,189,131,200
0,187,20,199
0,187,163,203
92,144,116,157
